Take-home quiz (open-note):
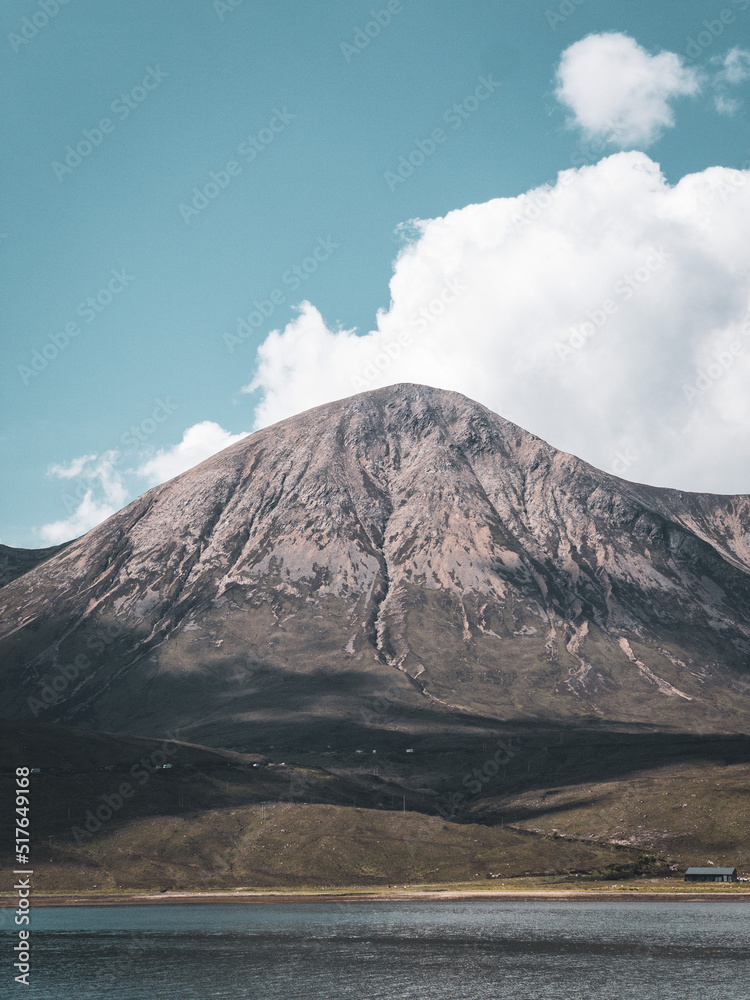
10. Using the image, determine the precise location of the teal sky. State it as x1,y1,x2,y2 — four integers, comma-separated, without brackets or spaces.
2,0,750,546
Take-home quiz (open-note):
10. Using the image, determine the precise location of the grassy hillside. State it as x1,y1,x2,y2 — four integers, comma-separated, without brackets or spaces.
486,760,750,865
24,803,644,892
2,719,747,891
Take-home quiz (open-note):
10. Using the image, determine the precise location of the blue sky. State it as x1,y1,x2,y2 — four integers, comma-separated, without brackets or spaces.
2,0,750,547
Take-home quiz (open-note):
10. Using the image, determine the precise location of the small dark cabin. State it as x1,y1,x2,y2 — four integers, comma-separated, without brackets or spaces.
684,867,737,883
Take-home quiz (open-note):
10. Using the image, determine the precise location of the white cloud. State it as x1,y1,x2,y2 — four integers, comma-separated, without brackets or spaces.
37,423,249,543
246,151,750,495
47,454,98,480
711,47,750,114
38,492,121,545
715,94,741,115
136,421,250,486
246,306,361,422
39,452,128,544
555,33,700,147
714,47,750,86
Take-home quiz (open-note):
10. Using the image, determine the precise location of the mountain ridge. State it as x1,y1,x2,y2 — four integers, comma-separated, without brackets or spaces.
0,541,70,588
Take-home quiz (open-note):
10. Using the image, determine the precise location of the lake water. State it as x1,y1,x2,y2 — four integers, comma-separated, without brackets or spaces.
1,900,748,999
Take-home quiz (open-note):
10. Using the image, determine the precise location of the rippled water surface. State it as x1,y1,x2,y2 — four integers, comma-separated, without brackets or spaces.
2,900,748,999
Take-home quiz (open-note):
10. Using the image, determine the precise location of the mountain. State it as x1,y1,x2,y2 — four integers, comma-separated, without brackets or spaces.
1,383,749,746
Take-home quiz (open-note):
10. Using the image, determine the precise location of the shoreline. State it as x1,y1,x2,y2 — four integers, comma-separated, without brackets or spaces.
3,888,750,907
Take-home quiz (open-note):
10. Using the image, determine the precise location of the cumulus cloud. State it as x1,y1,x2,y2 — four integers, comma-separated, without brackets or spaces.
136,421,249,485
246,306,362,422
37,422,249,543
246,151,750,495
555,33,700,147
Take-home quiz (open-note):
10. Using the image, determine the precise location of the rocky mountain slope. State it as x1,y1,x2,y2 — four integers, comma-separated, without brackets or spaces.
1,384,749,744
